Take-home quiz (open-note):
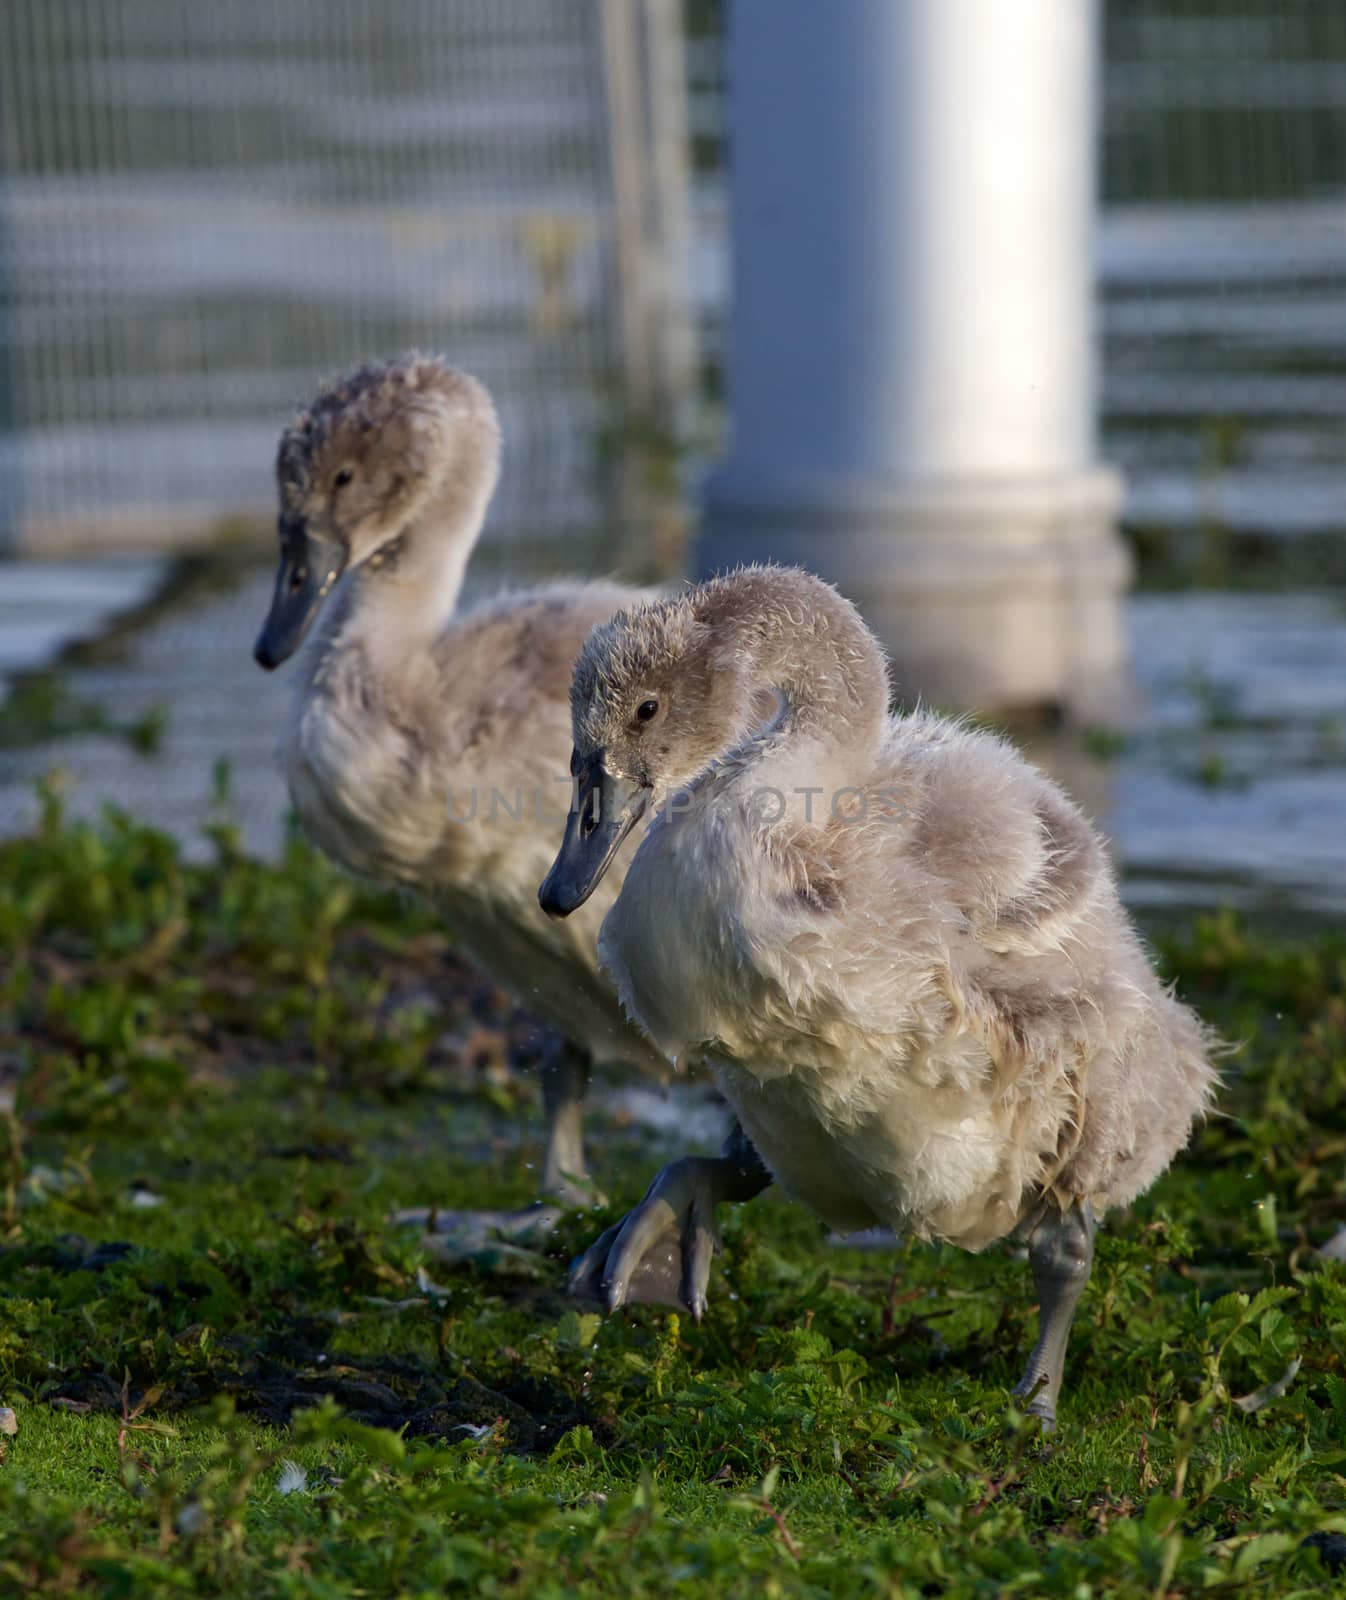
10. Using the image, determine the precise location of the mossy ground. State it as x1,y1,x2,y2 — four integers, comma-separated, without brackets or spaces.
2,791,1346,1597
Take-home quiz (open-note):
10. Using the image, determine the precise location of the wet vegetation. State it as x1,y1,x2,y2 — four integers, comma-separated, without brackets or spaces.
0,673,168,757
1,793,1345,1595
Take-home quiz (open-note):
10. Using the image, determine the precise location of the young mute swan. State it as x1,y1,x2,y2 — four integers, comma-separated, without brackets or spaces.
539,565,1218,1428
252,353,671,1225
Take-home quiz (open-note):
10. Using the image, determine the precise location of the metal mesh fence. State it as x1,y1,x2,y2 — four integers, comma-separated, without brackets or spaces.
0,0,691,565
1100,0,1346,551
2,1,1345,564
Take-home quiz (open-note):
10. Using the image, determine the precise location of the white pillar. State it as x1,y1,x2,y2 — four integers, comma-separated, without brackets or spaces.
698,0,1130,718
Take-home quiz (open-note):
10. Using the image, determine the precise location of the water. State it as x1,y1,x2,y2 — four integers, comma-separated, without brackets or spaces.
1095,590,1346,918
2,560,1344,922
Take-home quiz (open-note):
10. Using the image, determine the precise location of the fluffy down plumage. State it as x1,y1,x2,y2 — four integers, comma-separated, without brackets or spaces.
574,565,1217,1249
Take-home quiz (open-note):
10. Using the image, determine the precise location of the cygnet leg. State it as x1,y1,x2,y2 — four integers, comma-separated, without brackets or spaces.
1011,1201,1095,1431
539,1036,599,1207
392,1036,598,1250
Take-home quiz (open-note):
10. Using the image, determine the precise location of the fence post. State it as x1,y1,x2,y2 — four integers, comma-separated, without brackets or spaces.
698,0,1130,719
599,0,698,578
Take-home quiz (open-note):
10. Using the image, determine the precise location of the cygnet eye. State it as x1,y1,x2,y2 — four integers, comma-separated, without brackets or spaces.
636,698,659,723
333,467,354,490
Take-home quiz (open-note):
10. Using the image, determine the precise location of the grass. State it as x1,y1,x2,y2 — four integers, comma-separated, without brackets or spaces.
3,791,1346,1596
0,673,167,756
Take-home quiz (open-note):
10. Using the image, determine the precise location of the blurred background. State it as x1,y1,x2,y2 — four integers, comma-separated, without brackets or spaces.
1,0,1344,919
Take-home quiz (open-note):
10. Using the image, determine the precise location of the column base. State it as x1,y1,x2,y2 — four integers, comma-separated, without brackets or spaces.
697,465,1132,723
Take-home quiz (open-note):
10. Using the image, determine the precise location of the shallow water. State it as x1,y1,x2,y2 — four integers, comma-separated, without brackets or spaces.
1071,590,1346,920
2,561,1343,923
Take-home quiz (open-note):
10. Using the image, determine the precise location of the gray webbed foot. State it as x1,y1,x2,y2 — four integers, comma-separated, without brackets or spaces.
570,1128,772,1319
569,1156,724,1317
1010,1200,1096,1431
393,1200,567,1254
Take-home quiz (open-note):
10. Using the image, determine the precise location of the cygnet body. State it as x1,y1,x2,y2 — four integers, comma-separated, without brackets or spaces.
254,354,667,1212
541,565,1217,1425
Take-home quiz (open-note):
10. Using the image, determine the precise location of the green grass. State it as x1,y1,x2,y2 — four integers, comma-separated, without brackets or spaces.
3,790,1346,1596
0,673,168,756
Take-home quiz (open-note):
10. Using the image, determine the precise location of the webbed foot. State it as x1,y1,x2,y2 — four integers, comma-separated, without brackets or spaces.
569,1129,772,1319
394,1200,568,1255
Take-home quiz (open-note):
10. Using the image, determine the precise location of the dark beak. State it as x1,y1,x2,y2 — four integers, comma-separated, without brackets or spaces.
253,520,347,670
539,752,648,918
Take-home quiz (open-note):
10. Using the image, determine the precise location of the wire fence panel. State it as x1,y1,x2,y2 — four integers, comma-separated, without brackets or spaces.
0,0,641,563
1103,0,1346,203
2,0,1344,566
1101,0,1346,555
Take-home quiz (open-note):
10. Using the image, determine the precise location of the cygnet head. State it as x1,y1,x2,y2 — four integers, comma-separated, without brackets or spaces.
254,354,500,669
539,581,771,918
